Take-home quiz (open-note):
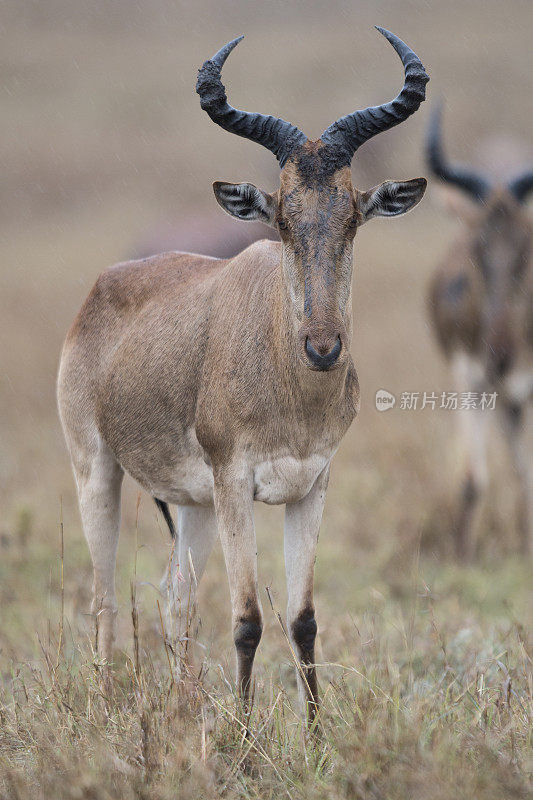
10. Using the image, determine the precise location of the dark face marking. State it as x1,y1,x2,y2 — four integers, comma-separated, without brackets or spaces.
277,142,358,371
292,142,351,190
472,192,532,377
474,196,531,289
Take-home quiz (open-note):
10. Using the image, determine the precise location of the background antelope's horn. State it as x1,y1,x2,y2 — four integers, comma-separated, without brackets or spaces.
426,103,490,201
320,27,429,166
196,35,307,168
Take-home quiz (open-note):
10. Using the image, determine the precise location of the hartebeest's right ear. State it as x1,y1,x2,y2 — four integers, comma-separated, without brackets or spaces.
213,182,277,226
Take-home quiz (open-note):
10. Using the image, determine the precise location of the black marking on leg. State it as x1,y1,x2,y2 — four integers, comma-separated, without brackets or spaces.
291,610,317,661
234,620,263,655
291,610,319,720
234,619,262,699
456,473,482,560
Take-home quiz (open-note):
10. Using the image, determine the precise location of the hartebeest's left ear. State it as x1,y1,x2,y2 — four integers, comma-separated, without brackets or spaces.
358,178,427,224
213,182,277,226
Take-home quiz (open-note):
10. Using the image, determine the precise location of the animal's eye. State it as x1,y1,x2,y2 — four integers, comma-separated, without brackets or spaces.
277,218,288,231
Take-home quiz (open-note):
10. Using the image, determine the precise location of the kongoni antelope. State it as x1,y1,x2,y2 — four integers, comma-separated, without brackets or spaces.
427,105,533,559
58,28,428,720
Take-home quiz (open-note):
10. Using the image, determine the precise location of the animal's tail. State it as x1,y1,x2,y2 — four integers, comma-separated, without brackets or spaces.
154,498,176,539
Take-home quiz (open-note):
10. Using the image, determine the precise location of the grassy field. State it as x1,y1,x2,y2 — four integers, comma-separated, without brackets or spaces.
1,1,532,797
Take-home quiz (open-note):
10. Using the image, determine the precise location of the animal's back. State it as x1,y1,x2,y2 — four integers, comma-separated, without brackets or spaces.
57,251,225,474
57,242,284,500
64,250,224,352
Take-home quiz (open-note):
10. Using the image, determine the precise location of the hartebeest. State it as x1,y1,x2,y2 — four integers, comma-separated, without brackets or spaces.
427,105,533,559
58,28,428,719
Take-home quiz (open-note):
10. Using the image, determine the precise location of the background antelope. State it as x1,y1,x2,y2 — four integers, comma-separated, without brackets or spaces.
427,105,533,559
57,27,428,719
132,210,278,260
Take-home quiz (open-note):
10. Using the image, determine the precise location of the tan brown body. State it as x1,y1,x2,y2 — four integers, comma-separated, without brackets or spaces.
427,109,533,557
59,241,359,507
58,30,428,720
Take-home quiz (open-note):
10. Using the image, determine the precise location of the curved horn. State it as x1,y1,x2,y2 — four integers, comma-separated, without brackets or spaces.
426,103,490,201
320,27,429,166
196,36,307,167
508,171,533,203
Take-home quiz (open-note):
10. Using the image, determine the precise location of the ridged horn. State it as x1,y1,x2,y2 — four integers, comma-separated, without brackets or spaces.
426,103,490,201
196,36,307,168
320,27,429,166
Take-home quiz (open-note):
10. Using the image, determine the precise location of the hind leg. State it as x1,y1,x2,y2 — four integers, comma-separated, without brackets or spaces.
451,352,489,559
455,406,489,559
162,505,218,647
73,436,123,664
499,399,533,556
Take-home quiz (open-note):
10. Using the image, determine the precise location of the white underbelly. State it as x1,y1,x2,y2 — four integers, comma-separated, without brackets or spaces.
253,453,331,504
148,454,214,506
144,426,333,507
151,452,332,507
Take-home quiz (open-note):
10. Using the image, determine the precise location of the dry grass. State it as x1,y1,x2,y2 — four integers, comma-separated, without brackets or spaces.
1,1,533,797
0,520,531,799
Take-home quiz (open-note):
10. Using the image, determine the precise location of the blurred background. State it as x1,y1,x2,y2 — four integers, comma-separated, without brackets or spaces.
1,0,532,697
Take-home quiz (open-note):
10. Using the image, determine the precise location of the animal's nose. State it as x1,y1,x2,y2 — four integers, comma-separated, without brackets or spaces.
305,335,342,371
